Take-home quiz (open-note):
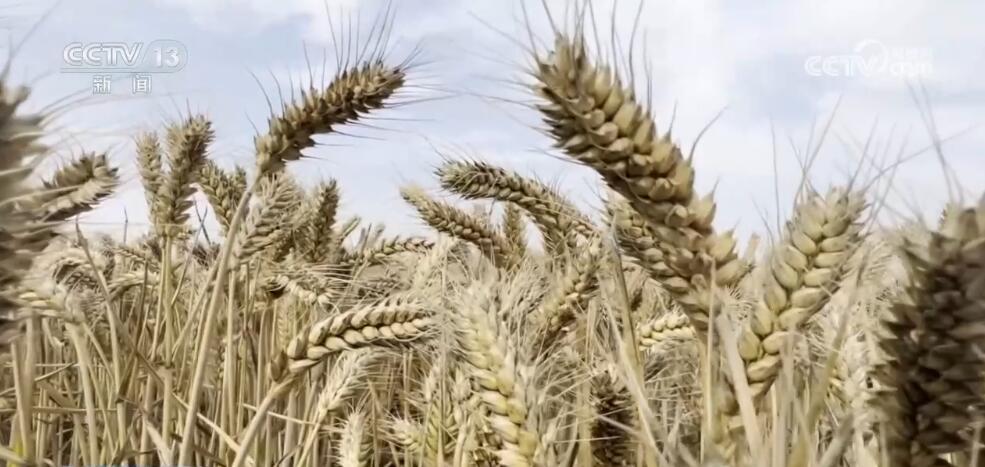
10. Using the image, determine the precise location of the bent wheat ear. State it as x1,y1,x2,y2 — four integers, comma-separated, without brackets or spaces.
533,35,700,230
272,294,430,380
36,152,119,222
255,61,406,175
874,201,985,467
437,160,595,252
0,83,49,353
535,32,745,332
401,185,518,269
339,236,433,269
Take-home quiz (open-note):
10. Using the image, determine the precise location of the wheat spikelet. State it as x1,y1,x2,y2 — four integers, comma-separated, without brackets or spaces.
35,152,119,222
272,294,430,380
261,267,336,307
437,160,594,252
455,285,540,466
255,61,406,175
151,114,214,237
636,310,695,351
198,160,246,234
298,180,340,262
873,200,985,467
401,185,518,269
736,187,866,402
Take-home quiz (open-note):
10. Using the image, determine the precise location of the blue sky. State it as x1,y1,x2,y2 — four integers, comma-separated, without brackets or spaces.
6,0,985,242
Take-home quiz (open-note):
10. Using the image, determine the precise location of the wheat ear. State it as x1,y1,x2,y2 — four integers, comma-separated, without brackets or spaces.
455,285,540,466
231,173,300,268
438,160,594,251
151,114,214,237
873,200,985,467
339,410,372,467
255,61,406,175
272,294,431,380
339,236,434,269
0,83,49,354
535,33,746,335
35,152,118,222
636,310,695,352
534,238,601,351
135,132,164,220
591,365,637,466
298,179,340,262
609,199,746,335
401,185,518,269
198,160,247,234
501,204,528,258
736,187,866,402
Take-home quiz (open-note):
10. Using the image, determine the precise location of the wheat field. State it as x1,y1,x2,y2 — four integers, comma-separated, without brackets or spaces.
0,4,982,467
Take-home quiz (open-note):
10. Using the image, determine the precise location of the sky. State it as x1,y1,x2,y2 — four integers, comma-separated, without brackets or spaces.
4,0,984,244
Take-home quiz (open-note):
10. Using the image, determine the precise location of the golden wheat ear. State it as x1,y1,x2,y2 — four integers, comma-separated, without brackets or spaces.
535,32,746,339
254,60,407,176
437,159,595,253
874,200,985,467
0,82,74,353
401,185,519,270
